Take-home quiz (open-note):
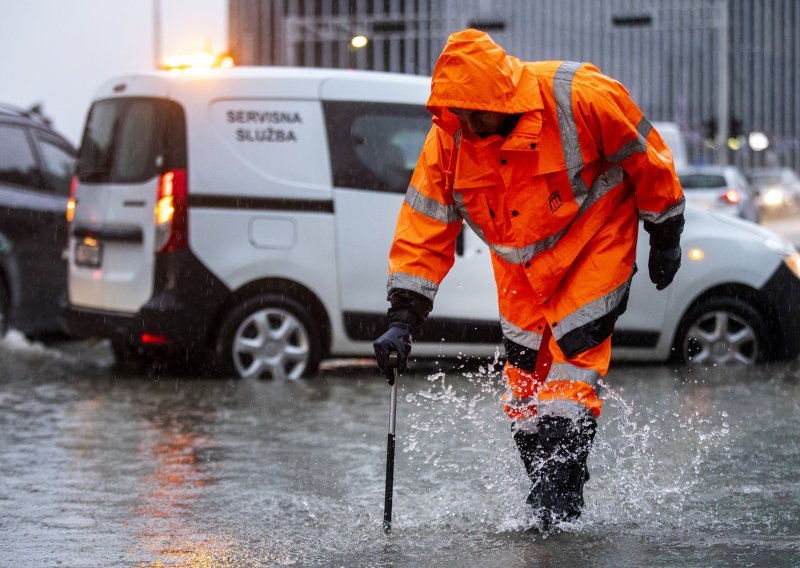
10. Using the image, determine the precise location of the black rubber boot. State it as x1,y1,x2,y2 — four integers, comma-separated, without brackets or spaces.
513,411,597,531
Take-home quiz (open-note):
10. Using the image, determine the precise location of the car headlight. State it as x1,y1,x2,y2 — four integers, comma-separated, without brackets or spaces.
764,237,800,277
784,251,800,278
762,187,785,206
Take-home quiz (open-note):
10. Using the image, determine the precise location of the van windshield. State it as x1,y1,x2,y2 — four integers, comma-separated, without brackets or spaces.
78,98,186,183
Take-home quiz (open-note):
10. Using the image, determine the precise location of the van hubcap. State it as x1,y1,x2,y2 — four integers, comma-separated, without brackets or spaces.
232,308,310,379
684,310,758,365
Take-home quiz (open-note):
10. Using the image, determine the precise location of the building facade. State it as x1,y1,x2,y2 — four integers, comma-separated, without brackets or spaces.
229,0,800,171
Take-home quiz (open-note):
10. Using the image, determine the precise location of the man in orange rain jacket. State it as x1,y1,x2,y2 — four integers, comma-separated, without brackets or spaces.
373,29,684,530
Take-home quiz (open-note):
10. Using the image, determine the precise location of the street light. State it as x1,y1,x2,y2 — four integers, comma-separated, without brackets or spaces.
349,35,369,68
748,131,770,152
351,35,369,49
153,0,162,70
727,136,743,151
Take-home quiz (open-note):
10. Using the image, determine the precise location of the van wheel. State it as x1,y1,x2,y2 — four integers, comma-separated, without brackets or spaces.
0,277,8,338
676,297,768,365
214,294,322,379
111,341,146,370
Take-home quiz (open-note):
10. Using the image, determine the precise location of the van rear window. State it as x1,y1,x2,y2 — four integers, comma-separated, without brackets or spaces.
78,98,186,183
323,101,430,194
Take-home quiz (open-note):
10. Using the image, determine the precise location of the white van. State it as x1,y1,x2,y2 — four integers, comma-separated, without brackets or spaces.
64,67,800,377
651,121,689,170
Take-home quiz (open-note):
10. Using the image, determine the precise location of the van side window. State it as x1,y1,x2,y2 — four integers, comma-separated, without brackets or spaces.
323,101,429,194
0,125,45,190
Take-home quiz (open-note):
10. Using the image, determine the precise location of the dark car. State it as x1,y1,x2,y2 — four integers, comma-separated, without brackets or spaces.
0,104,76,337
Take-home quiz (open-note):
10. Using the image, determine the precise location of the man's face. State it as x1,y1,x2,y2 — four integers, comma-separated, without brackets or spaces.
448,108,507,138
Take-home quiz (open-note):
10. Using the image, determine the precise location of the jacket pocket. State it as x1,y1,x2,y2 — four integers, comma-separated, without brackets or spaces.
455,186,504,244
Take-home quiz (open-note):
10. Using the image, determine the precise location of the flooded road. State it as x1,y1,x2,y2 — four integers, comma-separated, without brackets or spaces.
1,332,799,567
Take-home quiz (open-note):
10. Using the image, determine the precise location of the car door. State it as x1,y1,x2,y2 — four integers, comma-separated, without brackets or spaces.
31,129,75,320
0,123,72,332
70,97,183,313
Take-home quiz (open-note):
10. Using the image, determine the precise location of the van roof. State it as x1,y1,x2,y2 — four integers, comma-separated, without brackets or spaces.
94,66,432,103
122,65,429,81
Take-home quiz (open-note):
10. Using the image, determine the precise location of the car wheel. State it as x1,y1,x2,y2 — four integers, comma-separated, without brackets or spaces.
677,297,768,365
214,294,322,379
0,277,8,338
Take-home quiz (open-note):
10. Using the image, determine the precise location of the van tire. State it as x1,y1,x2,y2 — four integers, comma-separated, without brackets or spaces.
111,341,147,371
213,294,322,379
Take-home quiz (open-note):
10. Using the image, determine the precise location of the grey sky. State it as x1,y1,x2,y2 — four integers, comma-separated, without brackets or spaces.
0,0,227,146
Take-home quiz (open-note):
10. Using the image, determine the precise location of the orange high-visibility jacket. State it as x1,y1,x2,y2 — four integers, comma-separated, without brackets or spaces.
387,30,684,360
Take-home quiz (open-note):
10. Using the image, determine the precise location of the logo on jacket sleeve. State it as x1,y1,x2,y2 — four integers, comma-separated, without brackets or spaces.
549,190,563,213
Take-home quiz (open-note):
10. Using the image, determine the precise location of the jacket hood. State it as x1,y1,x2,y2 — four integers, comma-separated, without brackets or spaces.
426,29,542,134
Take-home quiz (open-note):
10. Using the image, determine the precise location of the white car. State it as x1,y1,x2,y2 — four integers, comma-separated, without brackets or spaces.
747,167,800,218
616,208,799,365
678,165,760,223
62,67,800,376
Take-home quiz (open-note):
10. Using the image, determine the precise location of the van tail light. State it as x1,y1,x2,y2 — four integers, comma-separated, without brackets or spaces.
719,189,741,205
66,175,77,222
141,332,170,345
154,169,188,253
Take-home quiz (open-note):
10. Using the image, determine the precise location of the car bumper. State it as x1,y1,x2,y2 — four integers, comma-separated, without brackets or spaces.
60,248,230,350
761,262,800,359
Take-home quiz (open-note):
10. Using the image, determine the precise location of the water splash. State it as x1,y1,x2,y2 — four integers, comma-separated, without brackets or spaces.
399,353,532,532
396,361,732,536
0,329,56,356
0,330,114,369
574,373,732,536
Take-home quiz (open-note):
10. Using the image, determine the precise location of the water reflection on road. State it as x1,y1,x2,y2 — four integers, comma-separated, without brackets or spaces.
1,333,799,567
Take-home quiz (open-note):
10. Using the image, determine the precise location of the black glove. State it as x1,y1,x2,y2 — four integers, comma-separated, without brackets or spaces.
648,245,681,290
373,323,412,384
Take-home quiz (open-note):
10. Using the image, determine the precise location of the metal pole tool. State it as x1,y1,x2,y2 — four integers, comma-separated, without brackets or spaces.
383,352,399,533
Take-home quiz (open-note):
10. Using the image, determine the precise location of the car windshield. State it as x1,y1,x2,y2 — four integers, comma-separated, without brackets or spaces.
77,98,185,184
678,174,727,190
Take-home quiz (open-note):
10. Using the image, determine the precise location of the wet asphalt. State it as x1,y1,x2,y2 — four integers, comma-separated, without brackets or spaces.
1,332,799,567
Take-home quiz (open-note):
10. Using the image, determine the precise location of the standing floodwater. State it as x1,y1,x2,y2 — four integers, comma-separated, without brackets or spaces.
1,334,799,567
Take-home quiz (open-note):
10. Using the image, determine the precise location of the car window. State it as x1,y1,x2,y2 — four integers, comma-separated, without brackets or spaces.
0,125,45,189
78,98,186,184
35,133,75,196
323,101,430,193
678,174,727,189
